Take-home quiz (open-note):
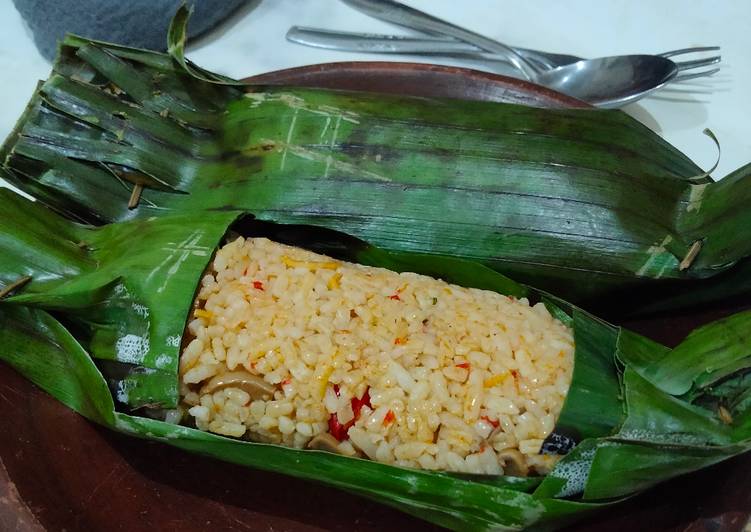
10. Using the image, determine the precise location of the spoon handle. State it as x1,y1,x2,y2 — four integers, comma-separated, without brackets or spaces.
339,0,540,80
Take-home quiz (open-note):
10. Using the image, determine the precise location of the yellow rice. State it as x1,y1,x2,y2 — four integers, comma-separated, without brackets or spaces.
179,237,574,475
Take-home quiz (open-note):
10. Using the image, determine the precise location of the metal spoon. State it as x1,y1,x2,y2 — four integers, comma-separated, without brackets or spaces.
534,55,679,108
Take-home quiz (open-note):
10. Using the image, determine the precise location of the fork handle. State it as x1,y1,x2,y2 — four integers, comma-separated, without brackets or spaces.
340,0,540,80
288,26,490,54
287,26,581,68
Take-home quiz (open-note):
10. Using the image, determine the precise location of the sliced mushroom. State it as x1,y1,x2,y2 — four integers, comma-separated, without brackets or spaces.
307,433,343,454
243,428,280,445
432,424,442,443
199,370,277,400
498,449,529,477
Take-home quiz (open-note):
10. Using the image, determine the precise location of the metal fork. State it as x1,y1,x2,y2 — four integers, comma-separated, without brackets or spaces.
328,0,720,106
287,27,721,83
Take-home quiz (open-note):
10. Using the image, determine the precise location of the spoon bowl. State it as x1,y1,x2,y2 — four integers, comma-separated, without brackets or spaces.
536,55,678,108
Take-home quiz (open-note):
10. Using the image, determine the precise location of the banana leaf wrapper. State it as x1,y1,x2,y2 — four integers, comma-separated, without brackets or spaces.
2,9,751,315
1,188,750,531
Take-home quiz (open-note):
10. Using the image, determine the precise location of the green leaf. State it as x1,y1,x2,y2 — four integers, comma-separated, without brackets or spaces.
615,329,670,377
643,310,751,395
583,440,739,500
619,368,732,446
166,4,245,86
0,189,237,408
5,28,751,315
553,311,623,441
0,305,114,425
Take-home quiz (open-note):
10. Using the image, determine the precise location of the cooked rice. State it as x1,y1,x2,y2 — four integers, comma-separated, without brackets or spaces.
179,237,574,475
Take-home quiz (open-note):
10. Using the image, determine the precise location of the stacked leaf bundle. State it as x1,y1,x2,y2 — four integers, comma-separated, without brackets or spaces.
2,187,751,531
2,8,751,313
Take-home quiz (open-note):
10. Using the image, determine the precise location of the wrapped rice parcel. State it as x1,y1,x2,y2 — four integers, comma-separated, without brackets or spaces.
2,188,750,530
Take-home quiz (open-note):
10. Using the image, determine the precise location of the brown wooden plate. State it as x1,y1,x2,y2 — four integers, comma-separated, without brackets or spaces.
1,61,748,532
243,61,589,109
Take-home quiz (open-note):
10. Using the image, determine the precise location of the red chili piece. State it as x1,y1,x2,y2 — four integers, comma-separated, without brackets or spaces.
328,387,372,442
456,362,470,369
328,413,349,441
253,280,264,290
481,415,500,428
351,387,372,418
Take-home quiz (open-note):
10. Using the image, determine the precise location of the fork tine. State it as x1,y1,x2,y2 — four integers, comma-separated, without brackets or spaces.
675,56,722,71
660,46,721,58
674,68,721,82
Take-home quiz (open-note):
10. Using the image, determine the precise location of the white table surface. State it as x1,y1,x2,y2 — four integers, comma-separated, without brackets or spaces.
1,0,749,184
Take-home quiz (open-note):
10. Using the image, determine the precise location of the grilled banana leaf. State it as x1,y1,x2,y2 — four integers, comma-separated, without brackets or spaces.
2,9,750,314
0,187,237,407
1,187,750,530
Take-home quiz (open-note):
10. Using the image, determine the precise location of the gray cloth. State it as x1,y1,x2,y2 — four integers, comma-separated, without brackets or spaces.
13,0,248,61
